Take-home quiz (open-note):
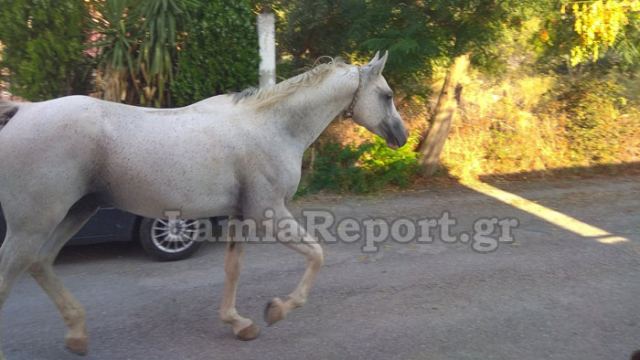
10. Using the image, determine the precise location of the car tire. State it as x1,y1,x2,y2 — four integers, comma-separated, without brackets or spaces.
138,217,204,261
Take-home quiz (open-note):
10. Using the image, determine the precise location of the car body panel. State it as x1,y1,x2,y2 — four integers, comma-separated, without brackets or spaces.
70,208,138,244
0,207,138,245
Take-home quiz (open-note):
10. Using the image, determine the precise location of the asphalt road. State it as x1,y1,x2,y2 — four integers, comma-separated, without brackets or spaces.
3,176,640,360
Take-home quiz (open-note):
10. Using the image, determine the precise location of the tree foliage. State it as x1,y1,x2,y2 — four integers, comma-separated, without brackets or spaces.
562,0,640,65
0,0,92,100
171,0,259,106
276,0,523,96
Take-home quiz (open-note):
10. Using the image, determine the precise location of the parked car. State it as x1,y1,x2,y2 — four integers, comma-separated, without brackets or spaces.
0,207,222,261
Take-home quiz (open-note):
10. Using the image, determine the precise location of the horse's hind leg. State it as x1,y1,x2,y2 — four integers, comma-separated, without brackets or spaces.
28,199,98,355
0,227,58,360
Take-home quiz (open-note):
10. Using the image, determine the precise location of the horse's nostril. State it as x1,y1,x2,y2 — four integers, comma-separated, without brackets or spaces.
380,119,408,148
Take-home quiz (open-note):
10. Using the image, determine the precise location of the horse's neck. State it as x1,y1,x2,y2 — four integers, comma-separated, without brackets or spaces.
275,66,358,151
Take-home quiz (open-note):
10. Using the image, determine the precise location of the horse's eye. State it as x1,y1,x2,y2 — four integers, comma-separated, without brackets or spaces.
386,94,393,101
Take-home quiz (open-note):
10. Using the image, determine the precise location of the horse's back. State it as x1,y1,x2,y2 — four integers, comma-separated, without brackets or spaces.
0,95,104,159
0,96,104,210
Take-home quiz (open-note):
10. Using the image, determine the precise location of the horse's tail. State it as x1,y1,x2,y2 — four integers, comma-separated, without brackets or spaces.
0,100,19,131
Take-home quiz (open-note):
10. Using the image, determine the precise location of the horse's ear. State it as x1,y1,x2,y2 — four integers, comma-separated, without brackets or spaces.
378,50,389,73
365,50,388,78
369,51,380,64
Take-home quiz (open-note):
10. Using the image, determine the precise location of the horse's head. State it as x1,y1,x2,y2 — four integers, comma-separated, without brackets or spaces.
350,51,407,149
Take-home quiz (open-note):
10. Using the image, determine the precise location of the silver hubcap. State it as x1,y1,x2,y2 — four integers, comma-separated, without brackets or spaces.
150,218,200,253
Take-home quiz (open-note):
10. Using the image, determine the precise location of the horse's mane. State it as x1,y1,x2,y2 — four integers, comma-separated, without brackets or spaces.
233,58,348,109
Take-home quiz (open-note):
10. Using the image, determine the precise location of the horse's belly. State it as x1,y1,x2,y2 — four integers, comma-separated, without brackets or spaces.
109,184,239,219
102,161,240,219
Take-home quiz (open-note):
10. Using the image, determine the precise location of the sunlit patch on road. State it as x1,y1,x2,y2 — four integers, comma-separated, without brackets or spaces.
463,180,628,245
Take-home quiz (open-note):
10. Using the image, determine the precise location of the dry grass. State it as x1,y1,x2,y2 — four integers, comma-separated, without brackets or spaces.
441,71,640,180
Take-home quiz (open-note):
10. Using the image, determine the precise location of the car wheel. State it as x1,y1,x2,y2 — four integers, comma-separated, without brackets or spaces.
139,217,204,261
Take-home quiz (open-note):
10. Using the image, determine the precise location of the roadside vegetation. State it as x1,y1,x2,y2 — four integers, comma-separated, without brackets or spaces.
1,0,639,193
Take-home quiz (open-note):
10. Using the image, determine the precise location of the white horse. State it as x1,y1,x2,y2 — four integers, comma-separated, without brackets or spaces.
0,51,406,356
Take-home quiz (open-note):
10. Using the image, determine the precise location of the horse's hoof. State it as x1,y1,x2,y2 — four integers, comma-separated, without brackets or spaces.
264,297,285,326
65,336,88,355
236,323,260,341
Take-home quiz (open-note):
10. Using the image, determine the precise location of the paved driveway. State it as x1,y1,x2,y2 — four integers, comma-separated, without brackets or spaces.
3,176,639,360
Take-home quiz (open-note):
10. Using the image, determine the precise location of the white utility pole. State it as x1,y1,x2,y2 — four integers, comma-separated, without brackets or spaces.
257,10,276,88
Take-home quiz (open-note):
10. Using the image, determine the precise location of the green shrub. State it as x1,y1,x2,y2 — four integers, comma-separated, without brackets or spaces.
301,142,371,194
299,135,419,194
359,136,420,188
0,0,92,100
171,0,258,106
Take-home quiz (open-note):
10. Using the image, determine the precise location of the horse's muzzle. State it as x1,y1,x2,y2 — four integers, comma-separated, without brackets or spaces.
380,118,408,149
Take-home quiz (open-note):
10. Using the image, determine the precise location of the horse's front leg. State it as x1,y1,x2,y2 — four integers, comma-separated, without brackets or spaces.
263,207,324,326
219,220,260,340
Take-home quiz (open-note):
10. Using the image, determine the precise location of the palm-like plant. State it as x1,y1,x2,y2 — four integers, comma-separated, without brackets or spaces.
91,0,135,103
91,0,191,107
136,0,192,106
